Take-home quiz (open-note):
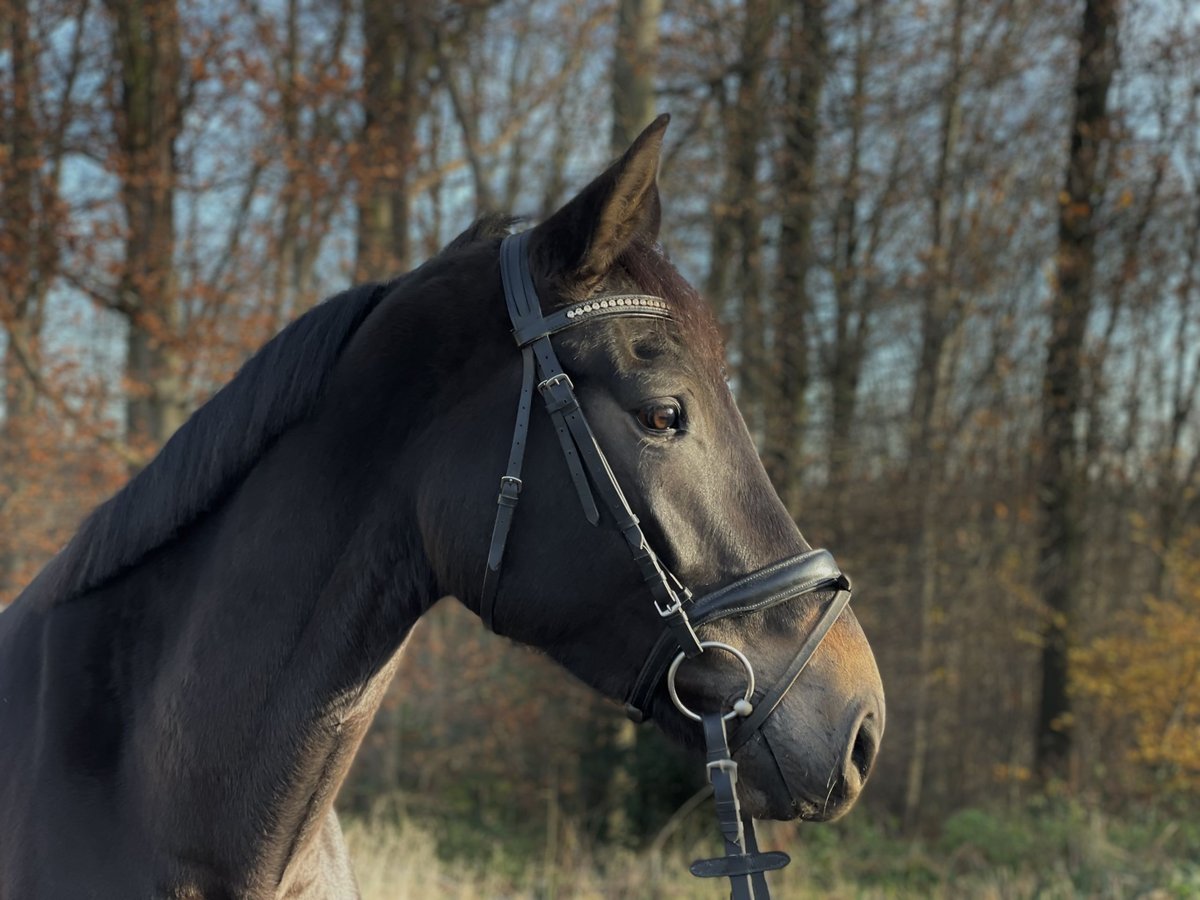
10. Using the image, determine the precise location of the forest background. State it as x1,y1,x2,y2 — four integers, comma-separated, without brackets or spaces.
2,0,1198,895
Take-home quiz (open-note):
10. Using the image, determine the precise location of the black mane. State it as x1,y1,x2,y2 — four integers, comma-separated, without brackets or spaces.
50,281,390,603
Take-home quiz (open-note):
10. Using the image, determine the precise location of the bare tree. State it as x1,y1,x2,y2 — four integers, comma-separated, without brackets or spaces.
902,0,968,825
613,0,661,150
1036,0,1119,782
355,0,433,280
763,0,825,515
103,0,188,448
729,0,776,439
1,0,49,589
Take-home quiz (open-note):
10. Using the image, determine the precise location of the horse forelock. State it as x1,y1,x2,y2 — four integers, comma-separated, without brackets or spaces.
614,240,725,373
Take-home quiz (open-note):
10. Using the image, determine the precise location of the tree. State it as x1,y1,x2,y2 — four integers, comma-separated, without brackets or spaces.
763,0,825,515
1,0,47,592
355,0,433,280
728,0,775,439
903,0,966,825
1036,0,1119,783
612,0,661,150
104,0,188,449
0,0,92,593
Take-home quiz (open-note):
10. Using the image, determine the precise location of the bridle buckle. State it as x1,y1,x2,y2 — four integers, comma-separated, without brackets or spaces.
537,372,579,415
654,594,683,618
497,476,522,507
706,757,739,783
537,372,573,394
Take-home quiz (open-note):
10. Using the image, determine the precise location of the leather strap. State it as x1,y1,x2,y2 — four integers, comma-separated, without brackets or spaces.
704,714,753,900
480,346,535,630
689,713,789,898
535,358,599,524
512,295,672,346
741,814,774,899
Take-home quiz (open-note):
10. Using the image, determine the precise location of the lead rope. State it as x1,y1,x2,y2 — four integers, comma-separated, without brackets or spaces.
668,644,791,899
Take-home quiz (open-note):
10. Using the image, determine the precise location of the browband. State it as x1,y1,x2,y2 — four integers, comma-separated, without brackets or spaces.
512,294,673,347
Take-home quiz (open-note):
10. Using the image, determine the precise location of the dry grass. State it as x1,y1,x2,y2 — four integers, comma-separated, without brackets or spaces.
341,806,1195,899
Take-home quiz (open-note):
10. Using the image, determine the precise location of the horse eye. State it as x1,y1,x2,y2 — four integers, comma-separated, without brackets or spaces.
637,402,681,433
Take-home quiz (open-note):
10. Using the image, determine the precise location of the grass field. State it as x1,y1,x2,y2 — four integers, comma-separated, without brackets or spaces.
340,800,1200,899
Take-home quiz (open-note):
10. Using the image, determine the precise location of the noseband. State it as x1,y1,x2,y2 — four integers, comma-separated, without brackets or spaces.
481,230,852,743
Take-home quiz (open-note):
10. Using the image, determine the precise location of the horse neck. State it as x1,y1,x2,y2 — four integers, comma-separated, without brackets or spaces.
69,294,457,889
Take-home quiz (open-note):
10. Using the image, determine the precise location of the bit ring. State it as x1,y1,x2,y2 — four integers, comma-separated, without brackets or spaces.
667,641,756,723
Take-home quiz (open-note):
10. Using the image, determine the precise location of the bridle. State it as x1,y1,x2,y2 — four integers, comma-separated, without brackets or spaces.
480,231,854,898
480,230,852,736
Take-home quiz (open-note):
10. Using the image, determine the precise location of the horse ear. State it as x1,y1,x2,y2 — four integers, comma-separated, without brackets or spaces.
530,114,668,289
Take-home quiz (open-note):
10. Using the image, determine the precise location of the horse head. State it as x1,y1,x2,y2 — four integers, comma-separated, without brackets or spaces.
417,116,884,822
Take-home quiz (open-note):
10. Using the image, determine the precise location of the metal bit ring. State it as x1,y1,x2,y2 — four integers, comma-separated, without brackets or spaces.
667,641,756,723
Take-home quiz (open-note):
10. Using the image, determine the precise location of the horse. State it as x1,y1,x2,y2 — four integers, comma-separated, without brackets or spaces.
0,116,884,899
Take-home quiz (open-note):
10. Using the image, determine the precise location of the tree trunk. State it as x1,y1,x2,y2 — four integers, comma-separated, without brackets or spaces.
903,0,965,828
356,0,432,280
1036,0,1118,783
271,0,303,323
825,0,873,509
763,0,826,515
106,0,187,451
612,0,661,151
730,0,776,442
1152,190,1200,598
0,324,37,599
1,0,47,595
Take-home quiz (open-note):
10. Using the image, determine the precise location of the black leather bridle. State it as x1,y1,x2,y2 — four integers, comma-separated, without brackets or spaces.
480,230,853,749
480,231,856,898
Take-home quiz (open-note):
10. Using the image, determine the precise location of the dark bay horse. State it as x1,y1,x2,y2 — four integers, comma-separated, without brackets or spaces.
0,117,883,899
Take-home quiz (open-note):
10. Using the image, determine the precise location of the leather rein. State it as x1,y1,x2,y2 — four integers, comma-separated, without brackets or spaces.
480,231,853,897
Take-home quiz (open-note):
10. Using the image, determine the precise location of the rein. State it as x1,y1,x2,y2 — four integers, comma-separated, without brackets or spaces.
481,231,854,898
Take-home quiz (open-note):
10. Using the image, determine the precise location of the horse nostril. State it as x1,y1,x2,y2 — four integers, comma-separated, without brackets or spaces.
849,712,879,781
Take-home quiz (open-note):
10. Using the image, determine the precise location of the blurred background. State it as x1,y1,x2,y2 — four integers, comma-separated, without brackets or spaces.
1,0,1198,895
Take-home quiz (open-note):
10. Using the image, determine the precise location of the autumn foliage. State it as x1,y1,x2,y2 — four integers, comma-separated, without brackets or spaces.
1074,529,1200,793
